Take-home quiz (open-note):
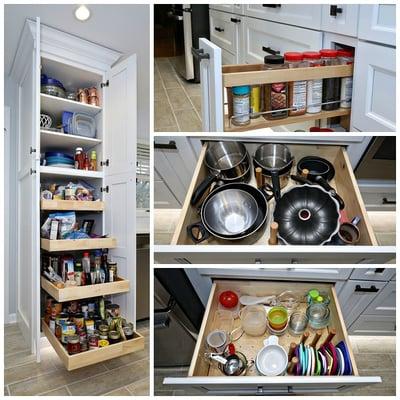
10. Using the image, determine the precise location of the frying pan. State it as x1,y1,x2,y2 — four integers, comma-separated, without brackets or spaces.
297,156,335,182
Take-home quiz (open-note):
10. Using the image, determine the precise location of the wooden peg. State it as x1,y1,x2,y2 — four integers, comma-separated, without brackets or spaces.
288,342,297,361
322,328,336,347
311,330,322,348
301,168,309,178
287,357,299,374
268,222,279,245
300,331,310,345
255,167,263,189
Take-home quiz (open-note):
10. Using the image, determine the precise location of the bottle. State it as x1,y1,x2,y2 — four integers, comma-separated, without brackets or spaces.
101,250,109,283
82,252,91,285
89,151,97,171
74,147,84,169
320,49,340,111
74,262,83,286
250,85,261,118
94,250,102,284
303,52,323,114
284,52,307,116
337,49,354,108
231,86,251,126
83,153,90,170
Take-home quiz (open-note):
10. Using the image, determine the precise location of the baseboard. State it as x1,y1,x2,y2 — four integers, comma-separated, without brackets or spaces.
5,313,16,324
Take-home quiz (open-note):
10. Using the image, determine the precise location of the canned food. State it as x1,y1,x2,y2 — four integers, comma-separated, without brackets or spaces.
107,261,118,282
88,333,99,349
67,334,81,355
49,318,56,334
85,319,95,334
108,330,121,344
61,321,76,344
73,313,85,331
51,303,62,318
98,324,110,340
81,305,89,318
99,339,109,347
123,325,134,340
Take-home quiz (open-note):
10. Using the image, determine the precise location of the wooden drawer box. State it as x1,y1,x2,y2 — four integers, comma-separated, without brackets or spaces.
164,279,381,394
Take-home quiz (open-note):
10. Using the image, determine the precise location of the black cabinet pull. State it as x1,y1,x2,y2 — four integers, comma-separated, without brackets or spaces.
214,27,224,32
355,285,379,293
262,4,282,8
231,18,241,23
262,46,280,55
154,140,177,150
330,5,343,17
374,268,385,274
191,47,210,60
382,197,396,205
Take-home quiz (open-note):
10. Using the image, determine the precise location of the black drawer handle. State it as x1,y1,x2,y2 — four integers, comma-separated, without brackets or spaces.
214,27,224,32
374,268,385,274
231,18,241,23
154,140,177,150
382,197,396,205
355,285,379,293
330,5,343,17
262,4,282,8
191,47,210,60
262,46,280,55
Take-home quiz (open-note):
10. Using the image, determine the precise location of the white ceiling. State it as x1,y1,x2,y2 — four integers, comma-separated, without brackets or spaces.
4,4,150,74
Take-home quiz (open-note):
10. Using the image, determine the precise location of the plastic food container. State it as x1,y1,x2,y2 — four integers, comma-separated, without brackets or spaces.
69,113,96,138
306,303,330,329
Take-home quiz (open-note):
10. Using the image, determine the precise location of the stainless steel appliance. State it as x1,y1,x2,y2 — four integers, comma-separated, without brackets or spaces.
136,234,149,320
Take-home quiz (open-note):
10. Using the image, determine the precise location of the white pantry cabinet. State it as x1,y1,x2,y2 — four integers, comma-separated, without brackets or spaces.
10,18,143,368
321,5,359,37
210,4,244,15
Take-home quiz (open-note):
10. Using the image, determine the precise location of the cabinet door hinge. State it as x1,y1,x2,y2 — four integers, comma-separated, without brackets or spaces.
30,168,36,175
100,80,109,88
100,159,110,167
101,186,109,193
30,147,36,154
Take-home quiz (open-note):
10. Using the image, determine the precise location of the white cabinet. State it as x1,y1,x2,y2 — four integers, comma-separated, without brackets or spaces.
242,17,323,64
348,314,395,336
363,281,396,316
358,4,396,46
321,5,359,37
210,4,244,15
351,41,396,132
244,4,322,30
350,268,396,282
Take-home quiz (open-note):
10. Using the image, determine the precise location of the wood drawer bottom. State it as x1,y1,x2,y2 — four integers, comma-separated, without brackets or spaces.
42,320,144,371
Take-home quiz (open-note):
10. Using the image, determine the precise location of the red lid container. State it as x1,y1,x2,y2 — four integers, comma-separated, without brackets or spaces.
284,52,303,61
302,51,321,59
319,49,338,58
337,49,354,58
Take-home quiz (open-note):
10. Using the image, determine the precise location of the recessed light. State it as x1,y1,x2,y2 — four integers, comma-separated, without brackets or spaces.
75,5,91,21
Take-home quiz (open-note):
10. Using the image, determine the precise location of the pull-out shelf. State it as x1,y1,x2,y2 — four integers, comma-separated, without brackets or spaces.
41,199,105,211
41,237,117,252
164,279,382,394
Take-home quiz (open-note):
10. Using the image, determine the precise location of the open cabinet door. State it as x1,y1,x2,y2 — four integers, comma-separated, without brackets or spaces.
104,55,137,326
197,38,224,132
12,18,41,359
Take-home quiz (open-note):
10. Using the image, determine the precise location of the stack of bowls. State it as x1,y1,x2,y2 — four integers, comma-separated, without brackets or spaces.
267,306,288,335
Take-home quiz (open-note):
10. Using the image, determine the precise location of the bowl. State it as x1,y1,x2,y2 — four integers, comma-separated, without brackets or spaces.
267,306,288,330
256,335,288,376
306,303,330,329
267,320,288,336
288,311,309,335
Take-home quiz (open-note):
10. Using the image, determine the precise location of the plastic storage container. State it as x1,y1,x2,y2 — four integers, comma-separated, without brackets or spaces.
303,52,323,114
337,49,354,108
284,52,307,116
320,49,340,111
69,113,96,138
232,86,251,126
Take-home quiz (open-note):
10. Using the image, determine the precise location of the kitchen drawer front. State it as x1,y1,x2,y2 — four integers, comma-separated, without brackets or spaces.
242,17,323,64
351,41,396,132
222,48,237,65
338,280,386,328
349,314,396,336
243,4,322,30
357,180,396,211
350,268,395,282
321,5,359,37
164,279,381,393
363,281,396,316
154,180,181,209
210,10,238,54
358,4,396,46
210,4,244,15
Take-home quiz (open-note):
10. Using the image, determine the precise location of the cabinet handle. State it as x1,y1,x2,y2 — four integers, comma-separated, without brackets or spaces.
214,27,224,32
374,268,385,274
262,46,280,55
30,146,36,154
330,5,343,17
382,197,396,205
30,168,36,175
262,4,281,8
191,47,210,60
230,18,241,23
154,140,177,150
354,285,379,293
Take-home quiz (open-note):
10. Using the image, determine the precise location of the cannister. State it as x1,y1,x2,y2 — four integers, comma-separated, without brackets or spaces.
232,85,251,126
320,49,340,111
284,52,307,116
337,49,354,108
303,52,323,114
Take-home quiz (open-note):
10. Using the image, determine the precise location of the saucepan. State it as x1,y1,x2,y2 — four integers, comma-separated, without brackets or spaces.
191,141,251,205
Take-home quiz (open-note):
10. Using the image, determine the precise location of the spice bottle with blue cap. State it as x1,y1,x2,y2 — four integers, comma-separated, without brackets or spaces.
232,85,251,126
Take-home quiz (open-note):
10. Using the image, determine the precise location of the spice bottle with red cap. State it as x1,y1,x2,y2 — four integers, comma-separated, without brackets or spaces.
303,52,323,114
337,49,354,108
320,49,340,111
284,52,307,116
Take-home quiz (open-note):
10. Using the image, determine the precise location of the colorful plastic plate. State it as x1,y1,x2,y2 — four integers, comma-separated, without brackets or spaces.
337,347,345,375
337,341,352,375
319,350,326,376
309,347,314,376
314,347,320,376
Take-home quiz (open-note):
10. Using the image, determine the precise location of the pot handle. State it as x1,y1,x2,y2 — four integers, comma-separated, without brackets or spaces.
314,176,345,210
290,174,313,186
270,170,281,201
187,221,211,243
190,173,218,206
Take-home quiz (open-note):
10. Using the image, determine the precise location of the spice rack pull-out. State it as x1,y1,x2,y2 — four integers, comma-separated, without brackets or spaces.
41,238,117,252
41,199,105,211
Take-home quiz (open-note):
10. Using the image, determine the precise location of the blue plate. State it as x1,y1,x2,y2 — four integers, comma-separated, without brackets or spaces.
337,341,352,375
45,152,74,160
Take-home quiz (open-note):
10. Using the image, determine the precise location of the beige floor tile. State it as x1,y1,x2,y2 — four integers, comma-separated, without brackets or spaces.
4,349,36,369
181,82,201,96
190,95,202,114
4,333,30,355
4,386,10,396
5,357,57,385
126,378,150,395
354,336,396,354
354,353,395,370
105,387,132,396
155,89,168,102
154,233,174,244
154,100,177,129
155,126,179,132
175,109,202,132
167,88,193,111
68,358,149,396
103,347,148,370
40,386,71,396
163,77,182,89
4,324,22,336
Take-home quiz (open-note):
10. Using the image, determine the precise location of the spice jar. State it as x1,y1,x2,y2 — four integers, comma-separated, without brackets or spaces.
337,49,354,108
232,86,251,126
108,330,121,344
74,263,82,286
320,49,340,111
78,88,89,104
61,321,76,344
88,333,99,349
73,313,85,332
89,150,97,171
303,52,323,114
263,54,289,120
67,334,81,355
250,85,261,118
98,324,110,340
107,261,118,282
74,147,84,170
83,153,90,170
284,52,307,116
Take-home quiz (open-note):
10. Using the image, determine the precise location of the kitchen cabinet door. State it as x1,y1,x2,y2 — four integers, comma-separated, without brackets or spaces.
221,48,236,65
349,314,395,336
321,5,359,37
12,18,41,359
209,10,238,55
350,268,396,282
363,281,396,316
104,55,137,323
351,41,396,132
338,280,386,328
358,4,396,46
244,4,322,30
210,4,244,15
242,17,323,64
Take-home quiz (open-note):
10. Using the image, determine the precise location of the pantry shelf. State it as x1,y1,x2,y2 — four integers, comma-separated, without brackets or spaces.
41,276,130,302
41,237,117,252
40,129,101,152
41,319,144,371
40,166,104,179
224,109,351,132
41,199,105,211
40,93,102,117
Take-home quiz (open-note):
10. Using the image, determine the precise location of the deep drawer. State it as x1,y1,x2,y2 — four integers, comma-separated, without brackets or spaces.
210,9,238,54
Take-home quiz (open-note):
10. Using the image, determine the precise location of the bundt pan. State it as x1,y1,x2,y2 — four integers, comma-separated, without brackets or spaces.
273,185,340,245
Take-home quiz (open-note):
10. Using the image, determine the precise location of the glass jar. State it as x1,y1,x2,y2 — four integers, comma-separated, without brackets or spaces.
337,49,354,108
88,333,99,349
67,334,81,355
107,261,118,282
89,150,97,171
263,54,289,120
303,52,323,114
284,52,307,116
320,49,340,111
232,85,251,126
109,330,121,344
98,324,110,340
123,324,134,340
74,147,84,170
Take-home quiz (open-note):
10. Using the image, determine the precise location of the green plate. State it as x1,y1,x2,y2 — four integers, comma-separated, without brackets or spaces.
315,347,321,375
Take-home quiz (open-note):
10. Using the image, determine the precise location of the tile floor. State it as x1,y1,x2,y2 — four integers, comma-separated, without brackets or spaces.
154,335,396,396
4,320,149,396
154,57,202,132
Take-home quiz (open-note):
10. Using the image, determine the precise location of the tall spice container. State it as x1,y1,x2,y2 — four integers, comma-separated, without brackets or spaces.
284,52,307,116
337,49,354,108
320,49,340,111
303,52,323,114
